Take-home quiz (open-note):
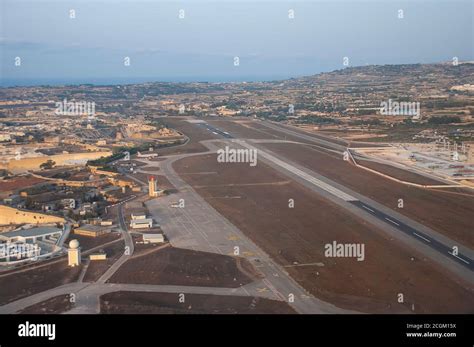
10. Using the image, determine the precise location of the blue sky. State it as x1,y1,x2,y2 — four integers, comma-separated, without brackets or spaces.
1,0,473,85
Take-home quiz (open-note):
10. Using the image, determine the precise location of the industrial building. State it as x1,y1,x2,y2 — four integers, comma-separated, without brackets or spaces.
74,224,111,238
130,218,153,229
0,226,62,244
131,211,147,220
142,233,165,244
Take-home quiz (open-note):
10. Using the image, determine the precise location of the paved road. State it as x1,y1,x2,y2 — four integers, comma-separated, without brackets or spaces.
57,223,72,248
0,281,279,314
96,203,134,284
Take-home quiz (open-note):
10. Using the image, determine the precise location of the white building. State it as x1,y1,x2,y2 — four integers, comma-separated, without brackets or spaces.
0,226,62,244
0,133,12,142
130,218,153,229
131,212,147,220
142,234,164,244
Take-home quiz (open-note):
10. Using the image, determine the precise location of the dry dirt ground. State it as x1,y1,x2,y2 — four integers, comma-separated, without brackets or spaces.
83,240,125,282
17,294,73,314
173,153,474,313
261,142,474,249
356,159,447,185
0,260,82,305
131,234,167,255
0,176,46,194
108,246,256,288
211,119,347,147
217,120,473,247
156,117,218,155
66,232,121,251
100,291,296,314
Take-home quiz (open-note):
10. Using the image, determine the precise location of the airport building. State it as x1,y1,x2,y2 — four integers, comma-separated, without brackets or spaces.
0,226,62,244
74,224,111,238
148,176,164,197
0,226,63,265
68,239,81,267
130,218,153,229
142,233,164,244
131,211,147,220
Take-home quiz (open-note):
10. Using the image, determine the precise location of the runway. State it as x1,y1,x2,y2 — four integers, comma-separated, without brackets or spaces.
197,122,234,138
199,123,474,276
350,200,473,270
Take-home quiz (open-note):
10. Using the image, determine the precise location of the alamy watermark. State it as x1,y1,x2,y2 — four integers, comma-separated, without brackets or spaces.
18,321,55,341
217,146,257,167
55,98,95,116
324,241,365,261
380,99,420,119
0,242,40,261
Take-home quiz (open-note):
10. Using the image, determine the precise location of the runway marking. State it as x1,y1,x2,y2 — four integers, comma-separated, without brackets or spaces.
263,279,286,301
448,252,470,264
385,217,400,226
413,232,431,243
362,205,375,213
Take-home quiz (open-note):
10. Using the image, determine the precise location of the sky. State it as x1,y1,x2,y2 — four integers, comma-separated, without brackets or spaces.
1,0,473,85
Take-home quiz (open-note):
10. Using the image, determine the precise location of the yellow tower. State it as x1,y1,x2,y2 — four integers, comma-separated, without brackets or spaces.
148,176,157,197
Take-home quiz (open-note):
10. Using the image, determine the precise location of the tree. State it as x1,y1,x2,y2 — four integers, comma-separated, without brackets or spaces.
40,159,56,170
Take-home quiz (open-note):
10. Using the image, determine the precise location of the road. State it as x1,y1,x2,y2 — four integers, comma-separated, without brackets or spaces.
96,202,134,284
0,281,278,314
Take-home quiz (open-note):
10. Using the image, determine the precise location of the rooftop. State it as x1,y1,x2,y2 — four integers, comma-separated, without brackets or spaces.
130,218,153,224
0,226,62,239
